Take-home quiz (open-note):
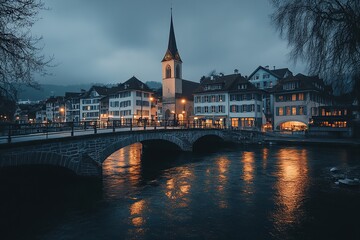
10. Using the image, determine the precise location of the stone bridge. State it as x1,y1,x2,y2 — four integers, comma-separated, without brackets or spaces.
0,129,262,177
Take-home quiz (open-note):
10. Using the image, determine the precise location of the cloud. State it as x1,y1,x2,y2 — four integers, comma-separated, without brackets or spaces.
33,0,306,86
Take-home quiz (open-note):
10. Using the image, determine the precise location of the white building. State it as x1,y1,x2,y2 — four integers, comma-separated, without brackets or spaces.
194,73,264,129
80,86,109,122
108,76,153,125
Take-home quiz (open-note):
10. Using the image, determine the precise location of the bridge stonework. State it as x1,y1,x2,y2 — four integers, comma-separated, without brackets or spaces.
0,129,262,177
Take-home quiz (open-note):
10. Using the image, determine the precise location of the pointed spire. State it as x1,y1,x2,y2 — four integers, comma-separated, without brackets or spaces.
162,10,182,62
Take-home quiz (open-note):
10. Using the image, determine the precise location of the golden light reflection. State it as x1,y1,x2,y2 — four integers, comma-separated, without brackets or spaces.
164,167,193,208
130,199,146,216
272,148,309,228
242,152,255,182
262,148,269,169
102,143,142,200
216,156,230,209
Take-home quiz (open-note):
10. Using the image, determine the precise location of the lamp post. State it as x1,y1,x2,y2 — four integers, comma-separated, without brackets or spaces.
59,107,65,123
181,99,186,126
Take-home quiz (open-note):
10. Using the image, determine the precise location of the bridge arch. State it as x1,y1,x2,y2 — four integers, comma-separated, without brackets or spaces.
99,134,190,164
0,151,77,174
188,130,226,145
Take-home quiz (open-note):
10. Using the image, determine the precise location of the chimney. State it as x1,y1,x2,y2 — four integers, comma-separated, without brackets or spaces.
273,66,275,70
265,65,269,69
234,69,239,74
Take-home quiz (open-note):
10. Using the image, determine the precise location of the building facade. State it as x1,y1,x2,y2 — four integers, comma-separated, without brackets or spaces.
273,74,332,131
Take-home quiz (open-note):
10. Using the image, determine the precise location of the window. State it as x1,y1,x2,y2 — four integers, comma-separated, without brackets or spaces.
195,96,201,103
143,93,149,98
175,64,181,78
196,107,201,113
219,105,225,113
204,96,209,102
263,81,268,88
166,65,171,78
211,106,216,113
278,107,284,116
231,105,237,112
286,106,291,115
299,106,305,115
298,93,304,101
211,95,216,102
292,106,297,115
204,106,209,113
136,91,142,97
255,75,259,80
292,94,297,101
219,95,225,102
263,74,270,79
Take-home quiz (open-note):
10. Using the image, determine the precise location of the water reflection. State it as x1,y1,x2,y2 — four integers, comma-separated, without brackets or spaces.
272,148,309,233
165,167,193,208
102,143,142,200
216,156,230,209
242,152,255,183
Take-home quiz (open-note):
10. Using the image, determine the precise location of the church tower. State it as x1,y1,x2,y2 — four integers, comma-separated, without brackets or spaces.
162,11,183,120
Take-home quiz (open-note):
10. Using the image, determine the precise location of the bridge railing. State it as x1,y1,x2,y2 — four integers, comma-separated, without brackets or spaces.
0,119,253,144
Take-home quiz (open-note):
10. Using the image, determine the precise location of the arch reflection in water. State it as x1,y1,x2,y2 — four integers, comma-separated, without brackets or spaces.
271,148,309,233
102,143,143,200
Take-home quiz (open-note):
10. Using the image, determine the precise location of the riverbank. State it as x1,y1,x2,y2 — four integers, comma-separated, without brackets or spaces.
263,134,360,147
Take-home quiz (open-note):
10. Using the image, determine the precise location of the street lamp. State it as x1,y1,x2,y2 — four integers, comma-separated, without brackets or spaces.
59,107,65,123
181,99,186,123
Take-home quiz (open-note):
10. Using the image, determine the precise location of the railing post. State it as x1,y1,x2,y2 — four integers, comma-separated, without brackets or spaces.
112,120,115,132
130,119,133,131
94,121,97,134
7,124,11,143
164,120,167,129
144,119,146,130
154,120,156,130
71,121,74,137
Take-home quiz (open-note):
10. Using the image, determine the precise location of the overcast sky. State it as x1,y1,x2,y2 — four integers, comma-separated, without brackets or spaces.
33,0,306,86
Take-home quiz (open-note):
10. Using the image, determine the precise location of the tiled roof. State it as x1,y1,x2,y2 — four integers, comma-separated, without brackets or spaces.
178,80,200,100
195,74,260,93
248,66,292,80
118,76,153,92
273,73,332,94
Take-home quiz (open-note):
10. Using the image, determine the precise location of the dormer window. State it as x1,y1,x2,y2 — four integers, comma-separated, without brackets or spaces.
283,81,298,90
238,84,247,89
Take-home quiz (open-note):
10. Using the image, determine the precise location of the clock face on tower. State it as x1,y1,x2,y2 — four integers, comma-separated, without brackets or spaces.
164,52,172,61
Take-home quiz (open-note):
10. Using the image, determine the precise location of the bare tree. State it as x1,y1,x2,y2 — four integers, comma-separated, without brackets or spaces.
0,0,51,101
270,0,360,99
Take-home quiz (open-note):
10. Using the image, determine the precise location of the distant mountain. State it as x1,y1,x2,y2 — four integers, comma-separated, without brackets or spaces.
17,84,92,101
145,81,162,90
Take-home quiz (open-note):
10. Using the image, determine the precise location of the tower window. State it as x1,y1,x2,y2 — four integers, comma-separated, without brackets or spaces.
176,64,181,78
166,65,171,78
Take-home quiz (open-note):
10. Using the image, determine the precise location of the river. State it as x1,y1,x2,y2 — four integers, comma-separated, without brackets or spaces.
0,143,359,239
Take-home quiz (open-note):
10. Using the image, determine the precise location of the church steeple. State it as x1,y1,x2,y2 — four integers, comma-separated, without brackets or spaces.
162,11,182,62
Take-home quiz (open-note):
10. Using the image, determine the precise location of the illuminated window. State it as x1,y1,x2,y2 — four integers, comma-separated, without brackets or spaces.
298,93,304,100
292,94,297,101
278,107,284,116
292,106,297,115
286,106,291,115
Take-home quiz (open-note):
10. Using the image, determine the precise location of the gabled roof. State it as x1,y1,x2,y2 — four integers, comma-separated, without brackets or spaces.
162,13,182,62
81,85,109,98
194,74,243,93
248,66,292,80
178,80,200,100
272,73,332,94
118,76,153,92
65,92,83,99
